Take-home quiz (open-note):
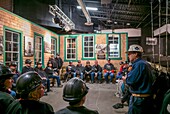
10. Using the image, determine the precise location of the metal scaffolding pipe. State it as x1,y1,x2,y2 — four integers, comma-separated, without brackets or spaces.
77,0,93,26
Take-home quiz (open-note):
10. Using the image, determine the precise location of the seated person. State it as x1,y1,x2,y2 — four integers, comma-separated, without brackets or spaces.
55,77,99,114
84,61,93,82
9,61,20,92
116,61,124,79
74,60,84,80
91,60,102,84
0,65,15,113
21,59,34,74
103,58,115,84
34,61,49,95
63,61,75,82
44,61,63,89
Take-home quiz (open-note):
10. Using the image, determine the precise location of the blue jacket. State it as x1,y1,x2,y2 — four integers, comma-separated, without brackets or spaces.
126,58,153,94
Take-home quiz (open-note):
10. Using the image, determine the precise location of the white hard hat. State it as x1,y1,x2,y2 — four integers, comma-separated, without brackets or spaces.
126,44,143,53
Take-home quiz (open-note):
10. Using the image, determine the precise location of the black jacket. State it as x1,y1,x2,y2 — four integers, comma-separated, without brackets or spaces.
84,65,92,74
66,65,76,73
44,67,54,76
55,106,99,114
55,57,63,69
6,100,54,114
34,67,47,78
21,66,34,74
92,65,102,72
49,58,58,69
0,91,14,114
75,64,84,74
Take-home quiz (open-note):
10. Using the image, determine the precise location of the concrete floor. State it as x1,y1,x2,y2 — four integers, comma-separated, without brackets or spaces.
41,82,128,114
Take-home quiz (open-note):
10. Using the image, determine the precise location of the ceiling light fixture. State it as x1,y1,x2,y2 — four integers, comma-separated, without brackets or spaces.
77,6,98,11
127,23,130,26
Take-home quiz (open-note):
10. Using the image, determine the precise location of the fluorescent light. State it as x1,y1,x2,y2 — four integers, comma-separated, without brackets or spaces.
126,23,130,25
77,6,98,11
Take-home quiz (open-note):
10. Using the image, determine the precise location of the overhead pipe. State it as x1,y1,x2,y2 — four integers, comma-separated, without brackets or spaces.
77,0,93,26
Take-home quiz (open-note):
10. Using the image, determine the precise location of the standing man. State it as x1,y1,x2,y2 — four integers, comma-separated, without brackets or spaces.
123,44,154,114
49,54,58,70
55,53,63,75
55,77,99,114
103,58,115,84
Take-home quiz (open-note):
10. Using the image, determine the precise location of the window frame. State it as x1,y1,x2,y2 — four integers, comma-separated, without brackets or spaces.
82,34,96,60
3,26,23,71
34,32,44,67
51,36,58,56
106,33,122,60
64,35,78,62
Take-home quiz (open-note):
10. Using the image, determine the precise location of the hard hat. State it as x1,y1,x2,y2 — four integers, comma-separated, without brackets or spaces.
0,65,14,79
36,61,42,65
69,61,72,64
16,71,42,96
107,58,111,61
9,61,17,66
126,44,143,53
86,61,90,64
56,53,60,56
25,59,32,64
119,61,124,65
63,77,89,103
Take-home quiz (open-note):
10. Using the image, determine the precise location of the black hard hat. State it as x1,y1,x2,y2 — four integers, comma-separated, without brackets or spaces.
124,61,128,64
63,77,89,103
107,58,111,61
119,61,124,65
16,71,42,96
86,61,90,64
69,61,72,64
47,61,52,65
0,65,14,79
25,59,32,64
56,53,60,56
9,61,17,66
37,61,42,65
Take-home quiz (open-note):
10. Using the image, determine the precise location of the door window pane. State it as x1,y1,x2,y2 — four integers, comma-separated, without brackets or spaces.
83,35,94,58
66,38,76,60
108,34,120,58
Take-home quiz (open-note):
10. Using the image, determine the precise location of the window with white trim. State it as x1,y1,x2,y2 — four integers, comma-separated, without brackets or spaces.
83,35,94,58
4,30,20,67
66,38,76,60
51,38,57,55
34,35,43,64
108,34,120,58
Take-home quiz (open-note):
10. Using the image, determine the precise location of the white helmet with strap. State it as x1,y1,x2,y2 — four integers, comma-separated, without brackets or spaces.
127,44,143,53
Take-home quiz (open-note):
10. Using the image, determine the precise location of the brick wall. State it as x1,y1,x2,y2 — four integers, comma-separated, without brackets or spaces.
0,7,128,70
0,7,59,68
60,33,128,69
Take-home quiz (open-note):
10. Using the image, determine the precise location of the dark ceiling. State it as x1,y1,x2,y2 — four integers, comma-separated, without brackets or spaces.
13,0,170,34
